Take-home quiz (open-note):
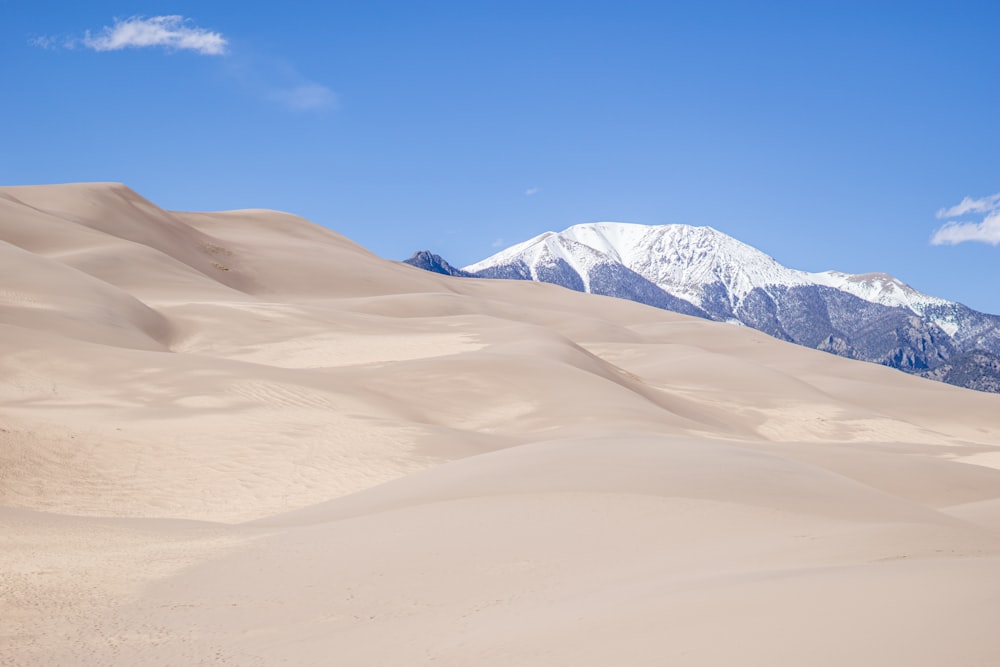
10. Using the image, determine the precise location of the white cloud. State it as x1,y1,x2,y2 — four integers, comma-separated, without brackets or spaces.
31,15,338,113
491,238,506,248
931,212,1000,246
524,187,541,197
268,83,338,111
82,15,227,55
936,193,1000,219
931,192,1000,246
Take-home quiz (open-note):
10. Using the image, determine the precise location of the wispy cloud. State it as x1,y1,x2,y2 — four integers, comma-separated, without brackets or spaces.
28,35,64,50
81,16,227,55
491,238,506,248
268,82,338,112
524,187,541,197
226,55,337,113
931,192,1000,246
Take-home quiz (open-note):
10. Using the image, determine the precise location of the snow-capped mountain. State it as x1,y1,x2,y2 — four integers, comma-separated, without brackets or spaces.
405,221,1000,393
465,222,958,325
469,223,785,301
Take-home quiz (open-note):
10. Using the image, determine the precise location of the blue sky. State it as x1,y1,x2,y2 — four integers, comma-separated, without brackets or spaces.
4,1,999,312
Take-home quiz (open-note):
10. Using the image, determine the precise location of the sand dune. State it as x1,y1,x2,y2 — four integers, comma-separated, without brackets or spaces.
3,183,1000,665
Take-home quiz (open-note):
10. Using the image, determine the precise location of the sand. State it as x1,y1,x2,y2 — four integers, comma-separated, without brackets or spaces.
3,182,1000,665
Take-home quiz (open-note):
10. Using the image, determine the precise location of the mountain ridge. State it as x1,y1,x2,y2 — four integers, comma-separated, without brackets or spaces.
406,221,1000,392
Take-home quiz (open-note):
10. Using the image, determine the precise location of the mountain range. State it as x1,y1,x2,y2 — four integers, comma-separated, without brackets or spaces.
406,222,1000,393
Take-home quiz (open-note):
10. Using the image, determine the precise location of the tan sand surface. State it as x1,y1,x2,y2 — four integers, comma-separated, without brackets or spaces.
3,182,1000,665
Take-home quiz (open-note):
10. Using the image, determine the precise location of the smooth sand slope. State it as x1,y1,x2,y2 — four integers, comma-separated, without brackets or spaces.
3,182,1000,665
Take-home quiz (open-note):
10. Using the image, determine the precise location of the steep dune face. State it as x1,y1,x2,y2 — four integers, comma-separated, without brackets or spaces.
3,183,1000,666
0,240,171,350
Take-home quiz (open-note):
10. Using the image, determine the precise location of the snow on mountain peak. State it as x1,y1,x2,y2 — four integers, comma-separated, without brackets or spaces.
811,270,951,313
581,223,812,306
465,228,620,294
468,222,811,307
464,221,958,314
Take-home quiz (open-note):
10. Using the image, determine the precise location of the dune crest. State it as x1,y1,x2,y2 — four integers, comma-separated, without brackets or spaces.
3,183,1000,665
